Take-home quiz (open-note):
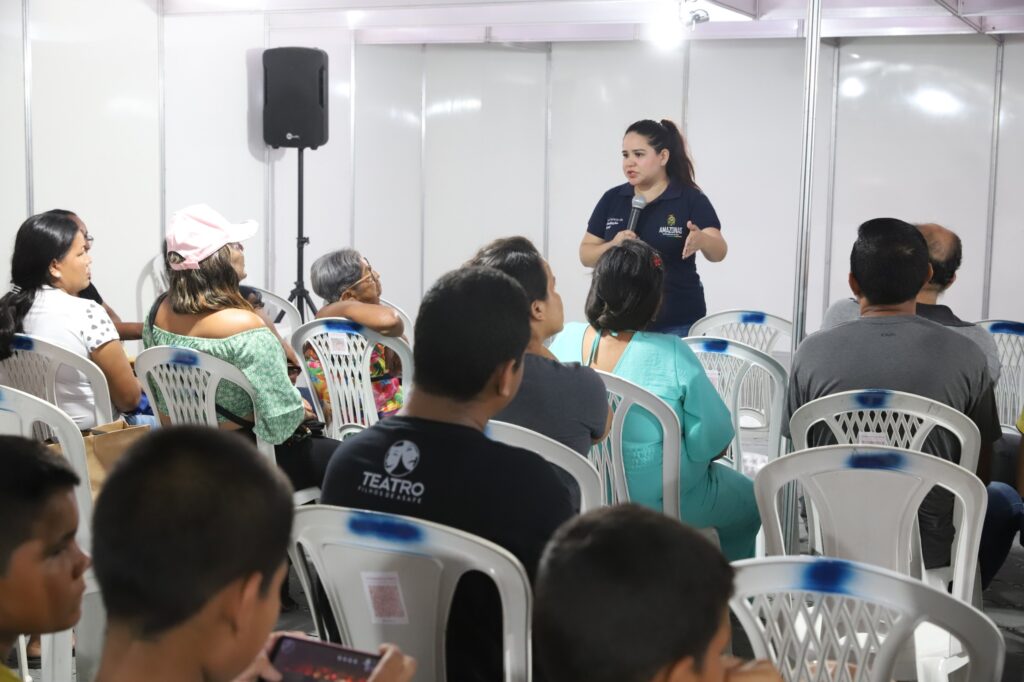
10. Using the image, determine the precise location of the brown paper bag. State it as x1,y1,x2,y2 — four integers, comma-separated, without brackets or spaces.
49,420,151,498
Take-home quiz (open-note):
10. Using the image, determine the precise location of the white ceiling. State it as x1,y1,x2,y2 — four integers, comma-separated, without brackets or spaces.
162,0,1024,41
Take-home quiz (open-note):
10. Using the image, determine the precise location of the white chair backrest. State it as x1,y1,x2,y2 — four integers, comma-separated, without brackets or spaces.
977,319,1024,427
682,337,788,472
755,445,986,602
488,420,604,512
731,556,1005,682
136,253,168,322
0,333,114,431
251,287,303,339
789,389,982,474
688,309,793,353
380,297,414,346
291,506,532,682
0,387,99,682
291,318,414,438
590,370,681,515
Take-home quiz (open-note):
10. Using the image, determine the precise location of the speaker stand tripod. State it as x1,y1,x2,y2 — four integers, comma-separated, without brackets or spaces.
287,147,318,322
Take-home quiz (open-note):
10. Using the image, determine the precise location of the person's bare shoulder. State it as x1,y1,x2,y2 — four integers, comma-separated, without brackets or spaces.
194,308,267,339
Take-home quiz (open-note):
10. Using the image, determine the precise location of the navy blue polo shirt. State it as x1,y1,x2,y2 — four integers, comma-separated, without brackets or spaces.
587,181,720,330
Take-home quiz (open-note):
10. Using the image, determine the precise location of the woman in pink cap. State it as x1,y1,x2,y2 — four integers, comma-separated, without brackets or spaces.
142,204,337,490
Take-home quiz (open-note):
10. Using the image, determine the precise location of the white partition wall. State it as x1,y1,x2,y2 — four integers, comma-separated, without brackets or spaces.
29,0,161,322
422,44,548,290
0,1,26,289
548,41,685,324
828,36,998,323
989,36,1024,321
164,13,269,291
353,44,424,315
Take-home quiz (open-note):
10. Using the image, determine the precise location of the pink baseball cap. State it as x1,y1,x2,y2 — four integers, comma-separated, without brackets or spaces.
166,204,258,270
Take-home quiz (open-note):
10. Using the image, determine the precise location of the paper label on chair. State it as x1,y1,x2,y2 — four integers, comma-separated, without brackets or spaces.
330,335,353,355
361,572,409,625
705,369,720,391
857,432,889,446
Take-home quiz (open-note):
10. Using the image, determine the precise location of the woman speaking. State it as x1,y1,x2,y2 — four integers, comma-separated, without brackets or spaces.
579,119,726,337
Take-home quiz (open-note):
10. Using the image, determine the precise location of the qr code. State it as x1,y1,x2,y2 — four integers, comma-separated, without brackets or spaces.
368,584,404,620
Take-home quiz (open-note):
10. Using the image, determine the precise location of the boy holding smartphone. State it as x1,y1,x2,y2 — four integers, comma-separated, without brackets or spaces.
90,426,414,682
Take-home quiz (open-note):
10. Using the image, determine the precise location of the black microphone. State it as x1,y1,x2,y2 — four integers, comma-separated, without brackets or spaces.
626,195,647,233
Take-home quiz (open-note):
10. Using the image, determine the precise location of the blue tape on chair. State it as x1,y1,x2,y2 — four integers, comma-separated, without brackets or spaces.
701,339,730,353
801,559,854,595
854,390,890,409
989,321,1024,336
740,312,766,324
170,350,199,366
847,451,905,470
349,513,423,543
11,335,33,351
324,319,364,334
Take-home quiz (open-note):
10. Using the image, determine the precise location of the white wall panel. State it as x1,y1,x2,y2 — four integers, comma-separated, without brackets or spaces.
422,44,547,290
164,13,268,297
267,19,353,307
353,44,423,316
829,36,997,322
688,39,835,332
548,41,685,324
30,0,160,325
0,1,26,289
989,36,1024,321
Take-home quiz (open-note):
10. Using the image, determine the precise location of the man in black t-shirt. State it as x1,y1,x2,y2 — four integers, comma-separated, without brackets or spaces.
321,267,574,682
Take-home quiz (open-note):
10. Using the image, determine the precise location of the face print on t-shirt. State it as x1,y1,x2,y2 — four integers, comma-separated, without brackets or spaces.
357,440,426,504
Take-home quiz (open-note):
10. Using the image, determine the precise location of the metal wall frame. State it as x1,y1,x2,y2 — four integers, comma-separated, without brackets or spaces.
981,39,1004,320
22,0,33,216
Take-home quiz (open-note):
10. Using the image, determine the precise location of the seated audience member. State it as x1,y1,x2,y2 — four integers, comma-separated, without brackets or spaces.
549,240,759,561
822,222,1000,382
307,249,405,420
784,217,1017,587
467,237,611,455
91,426,414,682
143,204,337,491
48,209,145,342
0,211,147,429
0,436,90,682
321,267,574,682
535,505,781,682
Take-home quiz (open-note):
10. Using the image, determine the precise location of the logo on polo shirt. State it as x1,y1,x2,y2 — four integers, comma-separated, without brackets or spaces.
667,214,676,227
359,440,426,503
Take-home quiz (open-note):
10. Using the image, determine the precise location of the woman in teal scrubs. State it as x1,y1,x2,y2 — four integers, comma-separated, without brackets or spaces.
550,239,759,560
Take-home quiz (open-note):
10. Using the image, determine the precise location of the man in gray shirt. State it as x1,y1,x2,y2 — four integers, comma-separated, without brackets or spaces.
822,222,1000,382
784,218,1014,585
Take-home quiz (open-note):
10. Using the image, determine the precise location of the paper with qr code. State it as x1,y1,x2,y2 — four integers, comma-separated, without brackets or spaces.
330,334,352,355
361,572,409,625
857,432,889,446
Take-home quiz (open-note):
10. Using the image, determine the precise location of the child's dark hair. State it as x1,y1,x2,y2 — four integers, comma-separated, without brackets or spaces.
92,426,294,636
585,240,664,332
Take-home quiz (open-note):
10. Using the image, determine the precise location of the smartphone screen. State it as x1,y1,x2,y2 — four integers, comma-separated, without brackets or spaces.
267,636,382,682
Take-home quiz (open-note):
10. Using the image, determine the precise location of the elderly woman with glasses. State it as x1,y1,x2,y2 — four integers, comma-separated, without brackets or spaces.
307,248,405,420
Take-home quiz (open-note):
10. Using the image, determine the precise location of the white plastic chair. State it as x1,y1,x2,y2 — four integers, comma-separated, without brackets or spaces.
250,286,303,341
289,506,532,682
135,346,319,505
590,370,681,515
487,420,604,512
754,445,986,603
136,253,168,322
291,318,414,439
0,333,114,432
0,387,103,682
977,319,1024,429
682,336,788,475
789,389,982,475
380,297,414,346
731,556,1004,682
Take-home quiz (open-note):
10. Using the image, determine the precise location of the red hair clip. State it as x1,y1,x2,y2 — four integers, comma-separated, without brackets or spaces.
652,254,663,268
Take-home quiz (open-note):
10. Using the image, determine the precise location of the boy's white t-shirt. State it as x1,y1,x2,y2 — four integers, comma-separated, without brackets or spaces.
20,285,119,430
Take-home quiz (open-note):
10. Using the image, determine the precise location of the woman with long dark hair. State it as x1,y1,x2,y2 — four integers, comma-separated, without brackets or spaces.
552,239,759,560
579,119,727,337
0,211,144,428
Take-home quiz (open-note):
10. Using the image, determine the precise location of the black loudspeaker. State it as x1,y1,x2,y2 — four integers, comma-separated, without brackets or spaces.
263,47,329,149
